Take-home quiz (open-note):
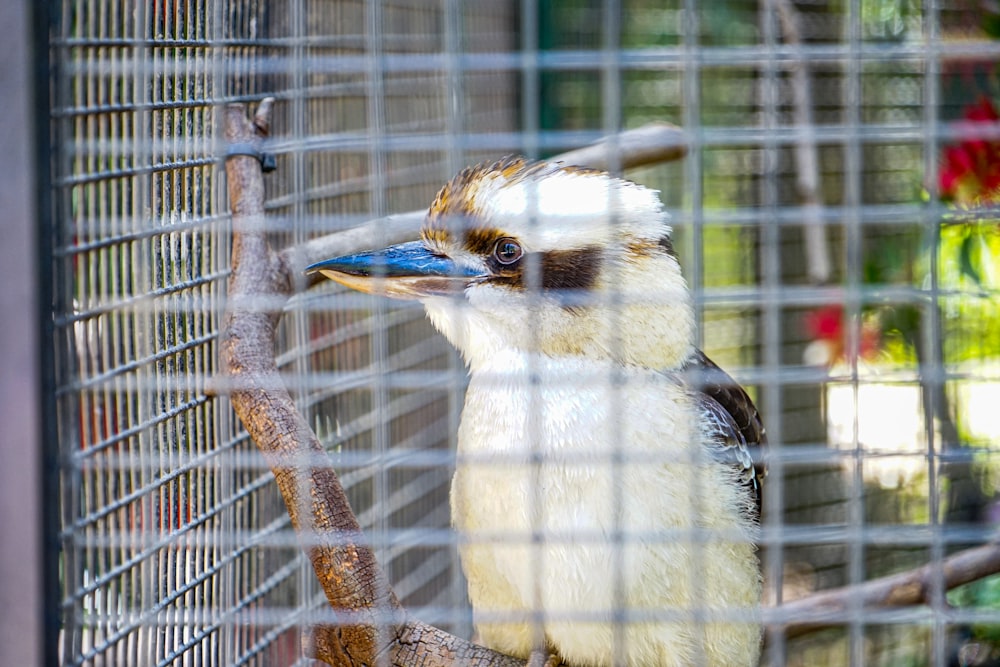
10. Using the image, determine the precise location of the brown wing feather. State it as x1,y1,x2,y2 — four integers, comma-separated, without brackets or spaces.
681,350,767,521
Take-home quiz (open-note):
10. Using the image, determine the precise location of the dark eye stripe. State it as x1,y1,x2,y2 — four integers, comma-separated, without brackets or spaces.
490,246,602,293
537,247,602,291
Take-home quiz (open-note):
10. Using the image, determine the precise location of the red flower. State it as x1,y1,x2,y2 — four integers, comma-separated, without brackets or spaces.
804,305,843,341
965,97,999,123
802,305,881,366
939,98,1000,203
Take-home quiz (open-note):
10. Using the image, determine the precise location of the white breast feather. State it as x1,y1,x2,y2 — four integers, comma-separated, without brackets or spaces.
450,350,761,667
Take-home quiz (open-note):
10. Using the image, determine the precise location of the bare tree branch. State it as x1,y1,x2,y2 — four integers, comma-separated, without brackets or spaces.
769,541,1000,640
553,121,688,172
769,0,832,284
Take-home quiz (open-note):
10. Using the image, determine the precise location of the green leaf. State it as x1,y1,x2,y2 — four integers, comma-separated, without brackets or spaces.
959,230,984,286
984,12,1000,40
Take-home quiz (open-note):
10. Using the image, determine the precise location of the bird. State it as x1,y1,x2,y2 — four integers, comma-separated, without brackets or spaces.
306,156,766,667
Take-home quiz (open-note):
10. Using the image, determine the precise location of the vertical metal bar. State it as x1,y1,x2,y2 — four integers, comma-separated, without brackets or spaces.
598,3,630,660
288,0,314,645
209,0,235,662
520,0,540,160
442,0,472,640
132,2,158,663
36,0,63,658
56,0,83,661
922,2,945,664
757,3,787,664
364,2,392,663
683,0,704,346
518,2,546,654
843,1,866,664
601,0,622,163
443,0,466,173
680,3,712,661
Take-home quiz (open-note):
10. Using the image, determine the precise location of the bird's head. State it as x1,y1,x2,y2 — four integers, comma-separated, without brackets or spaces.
307,157,695,371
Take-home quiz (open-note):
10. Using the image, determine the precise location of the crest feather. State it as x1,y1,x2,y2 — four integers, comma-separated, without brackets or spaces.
421,156,670,255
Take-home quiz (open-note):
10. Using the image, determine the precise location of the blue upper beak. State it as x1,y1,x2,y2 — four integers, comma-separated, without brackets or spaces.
305,241,483,299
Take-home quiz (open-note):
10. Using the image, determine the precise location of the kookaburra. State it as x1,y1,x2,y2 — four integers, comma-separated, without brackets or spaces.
307,157,766,666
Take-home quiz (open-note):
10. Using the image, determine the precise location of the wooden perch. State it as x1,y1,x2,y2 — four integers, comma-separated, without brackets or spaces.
770,541,1000,641
221,99,1000,665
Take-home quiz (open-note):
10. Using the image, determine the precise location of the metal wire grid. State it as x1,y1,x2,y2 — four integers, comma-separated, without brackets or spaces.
54,3,274,664
52,0,518,664
47,0,1000,665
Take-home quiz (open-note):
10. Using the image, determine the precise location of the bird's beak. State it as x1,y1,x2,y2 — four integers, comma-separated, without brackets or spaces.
305,241,483,300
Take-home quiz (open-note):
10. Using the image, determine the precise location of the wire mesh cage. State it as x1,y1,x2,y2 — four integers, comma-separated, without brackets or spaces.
34,0,1000,665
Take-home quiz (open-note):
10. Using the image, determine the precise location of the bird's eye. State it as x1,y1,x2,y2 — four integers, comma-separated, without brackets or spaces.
493,238,523,265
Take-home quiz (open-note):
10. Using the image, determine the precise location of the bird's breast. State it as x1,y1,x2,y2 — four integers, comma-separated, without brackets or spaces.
449,350,763,666
451,352,703,537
